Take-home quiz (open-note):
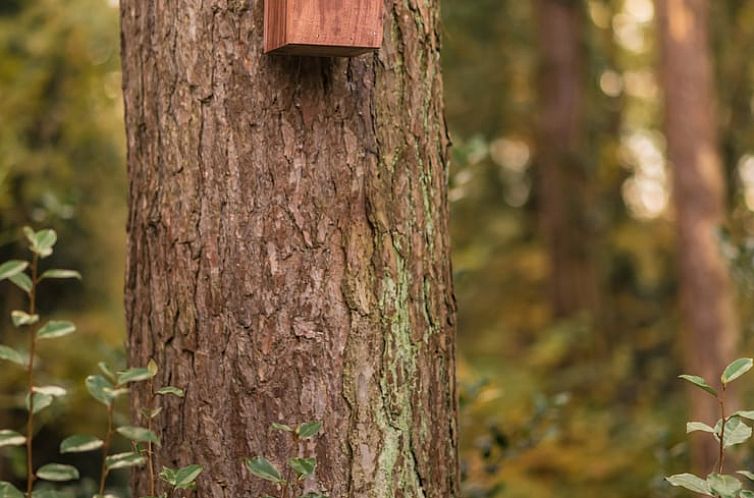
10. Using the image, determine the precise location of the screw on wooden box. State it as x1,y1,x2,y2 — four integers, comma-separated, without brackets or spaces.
264,0,384,57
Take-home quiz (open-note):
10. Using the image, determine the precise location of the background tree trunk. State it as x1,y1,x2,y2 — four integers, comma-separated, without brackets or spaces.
535,0,599,320
657,0,739,473
120,1,458,497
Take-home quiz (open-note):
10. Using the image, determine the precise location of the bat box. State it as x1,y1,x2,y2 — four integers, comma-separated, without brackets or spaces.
264,0,384,57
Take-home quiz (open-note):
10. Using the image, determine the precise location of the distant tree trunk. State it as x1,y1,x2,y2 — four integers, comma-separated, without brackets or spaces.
120,1,458,497
657,0,739,473
535,0,599,320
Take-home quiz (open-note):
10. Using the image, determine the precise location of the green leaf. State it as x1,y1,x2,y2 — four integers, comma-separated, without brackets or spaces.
9,273,32,293
27,229,57,258
36,463,79,482
32,490,73,498
39,269,81,281
37,321,76,340
147,407,163,419
147,359,158,376
11,311,38,327
25,392,53,414
0,430,26,447
155,387,184,398
737,471,754,481
108,386,130,398
60,435,103,453
86,375,115,406
296,421,322,439
116,367,155,385
714,417,753,448
173,465,203,489
0,261,28,281
665,473,711,495
116,426,160,445
0,345,25,366
0,482,24,498
741,490,754,498
31,491,72,498
722,358,754,385
271,422,293,432
678,375,718,396
159,467,177,486
35,229,57,251
245,457,284,483
105,452,146,470
288,457,316,479
734,411,754,420
687,421,717,434
707,473,742,498
33,385,67,397
22,227,34,244
98,362,117,382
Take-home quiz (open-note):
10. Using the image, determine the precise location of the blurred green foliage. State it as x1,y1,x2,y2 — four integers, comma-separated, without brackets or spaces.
0,0,127,493
444,0,754,497
667,358,754,497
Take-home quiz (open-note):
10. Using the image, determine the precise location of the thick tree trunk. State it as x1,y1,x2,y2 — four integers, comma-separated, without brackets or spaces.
120,1,458,497
657,0,739,473
535,0,599,320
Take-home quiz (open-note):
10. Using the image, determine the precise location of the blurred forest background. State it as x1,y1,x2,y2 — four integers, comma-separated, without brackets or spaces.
1,0,754,497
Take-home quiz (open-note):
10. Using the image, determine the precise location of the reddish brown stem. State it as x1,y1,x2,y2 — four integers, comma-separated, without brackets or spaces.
282,477,290,498
25,254,39,498
147,379,157,497
718,386,727,474
98,403,115,495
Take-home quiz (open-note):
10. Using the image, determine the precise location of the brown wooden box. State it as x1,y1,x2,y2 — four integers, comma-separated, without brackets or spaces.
264,0,384,57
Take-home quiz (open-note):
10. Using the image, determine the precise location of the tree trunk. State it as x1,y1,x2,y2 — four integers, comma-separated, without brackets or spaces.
535,0,599,320
120,1,458,497
657,0,739,473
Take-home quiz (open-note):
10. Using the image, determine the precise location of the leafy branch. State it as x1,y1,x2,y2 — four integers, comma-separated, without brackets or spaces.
0,227,81,498
0,227,202,498
81,359,195,498
668,357,754,498
245,422,328,498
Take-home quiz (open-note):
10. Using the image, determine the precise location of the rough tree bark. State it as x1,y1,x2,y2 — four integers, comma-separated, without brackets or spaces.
657,0,739,473
535,0,599,320
120,1,457,497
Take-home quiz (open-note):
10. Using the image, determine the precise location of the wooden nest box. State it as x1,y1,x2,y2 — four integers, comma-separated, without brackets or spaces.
264,0,384,57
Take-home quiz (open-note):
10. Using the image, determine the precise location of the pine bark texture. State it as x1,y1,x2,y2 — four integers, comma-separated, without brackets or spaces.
120,1,458,497
657,0,739,472
535,0,599,319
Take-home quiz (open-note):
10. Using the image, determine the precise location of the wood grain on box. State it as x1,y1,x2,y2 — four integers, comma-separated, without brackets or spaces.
264,0,383,57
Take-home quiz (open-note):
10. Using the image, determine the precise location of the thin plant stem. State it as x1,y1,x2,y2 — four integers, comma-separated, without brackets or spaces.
25,254,39,498
99,403,115,495
718,386,727,474
282,444,295,498
284,432,302,498
282,478,290,498
147,378,157,497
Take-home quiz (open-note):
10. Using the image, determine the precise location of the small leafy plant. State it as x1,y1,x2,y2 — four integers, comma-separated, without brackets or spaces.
244,422,328,498
0,227,82,498
0,227,201,498
155,464,203,498
80,358,198,498
0,227,328,498
667,357,754,498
